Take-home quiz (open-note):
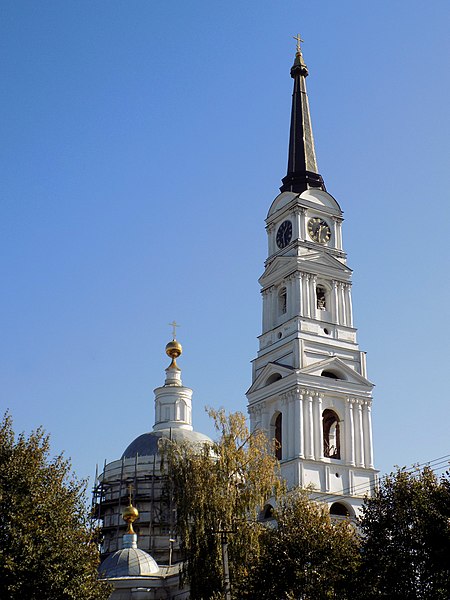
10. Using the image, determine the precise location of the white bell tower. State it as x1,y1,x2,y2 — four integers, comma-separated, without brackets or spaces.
247,43,377,517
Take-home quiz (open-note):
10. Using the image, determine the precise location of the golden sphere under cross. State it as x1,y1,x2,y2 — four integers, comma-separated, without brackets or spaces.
165,340,182,360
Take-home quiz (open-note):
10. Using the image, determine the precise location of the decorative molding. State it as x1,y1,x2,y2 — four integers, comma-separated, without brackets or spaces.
345,396,372,407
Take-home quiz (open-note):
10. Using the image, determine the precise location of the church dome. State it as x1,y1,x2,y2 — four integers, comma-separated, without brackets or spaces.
120,335,212,460
100,503,159,579
122,427,211,459
99,546,159,578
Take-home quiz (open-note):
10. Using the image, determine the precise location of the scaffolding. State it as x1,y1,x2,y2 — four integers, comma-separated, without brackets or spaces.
91,453,178,565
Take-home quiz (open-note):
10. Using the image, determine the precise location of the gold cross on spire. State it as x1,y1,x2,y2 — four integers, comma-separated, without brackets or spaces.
169,320,180,340
127,483,133,505
293,33,304,54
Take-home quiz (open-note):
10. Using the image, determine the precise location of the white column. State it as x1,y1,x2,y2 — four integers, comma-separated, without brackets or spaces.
262,289,269,331
288,275,295,318
344,284,353,327
360,351,367,378
305,394,314,459
332,280,339,324
310,275,317,320
339,282,347,326
248,405,256,432
293,271,303,316
294,393,304,458
346,399,355,466
265,288,271,330
261,403,270,436
355,402,364,467
293,207,302,241
285,277,291,318
363,402,374,468
325,465,330,492
333,217,343,250
288,394,294,460
266,223,275,256
281,397,289,460
314,396,323,460
304,275,311,318
299,207,307,240
286,275,292,318
300,273,307,317
269,286,276,328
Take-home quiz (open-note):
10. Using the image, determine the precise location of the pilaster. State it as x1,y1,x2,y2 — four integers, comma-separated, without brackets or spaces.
345,399,356,466
305,394,314,460
363,402,374,468
313,395,323,460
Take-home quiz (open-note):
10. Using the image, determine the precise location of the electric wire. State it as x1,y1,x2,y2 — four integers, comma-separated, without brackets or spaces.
306,453,450,506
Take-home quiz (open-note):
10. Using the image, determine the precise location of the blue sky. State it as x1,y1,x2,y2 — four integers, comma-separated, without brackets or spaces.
1,1,449,484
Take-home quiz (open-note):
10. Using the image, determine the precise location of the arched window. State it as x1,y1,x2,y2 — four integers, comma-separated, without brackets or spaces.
323,409,340,459
278,287,287,315
261,504,274,520
266,373,282,386
274,413,282,460
330,502,350,517
316,285,327,310
321,369,346,380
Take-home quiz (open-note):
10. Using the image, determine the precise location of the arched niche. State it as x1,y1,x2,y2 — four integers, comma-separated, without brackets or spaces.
323,409,340,459
270,412,282,461
329,502,353,517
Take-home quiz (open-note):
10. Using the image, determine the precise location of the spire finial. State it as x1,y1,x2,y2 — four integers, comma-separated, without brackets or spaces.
279,35,326,194
122,486,139,535
165,335,183,371
293,33,304,55
168,320,180,340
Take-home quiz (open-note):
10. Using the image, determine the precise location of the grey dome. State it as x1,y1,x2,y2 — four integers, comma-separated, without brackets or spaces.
99,547,159,578
122,428,212,459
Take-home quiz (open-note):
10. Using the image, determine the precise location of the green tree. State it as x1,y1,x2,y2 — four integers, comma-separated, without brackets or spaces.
163,408,282,600
357,466,450,599
243,489,360,599
0,413,110,600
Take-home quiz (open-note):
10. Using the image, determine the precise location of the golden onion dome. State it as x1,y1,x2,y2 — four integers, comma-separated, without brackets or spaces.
165,340,182,359
122,503,139,534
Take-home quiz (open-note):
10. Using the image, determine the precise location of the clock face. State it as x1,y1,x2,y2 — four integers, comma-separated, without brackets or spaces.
276,220,292,249
308,217,331,244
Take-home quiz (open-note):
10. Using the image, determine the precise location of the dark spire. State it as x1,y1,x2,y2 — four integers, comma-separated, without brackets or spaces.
280,40,325,194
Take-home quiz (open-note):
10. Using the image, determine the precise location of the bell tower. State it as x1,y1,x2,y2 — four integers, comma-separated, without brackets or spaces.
247,40,377,517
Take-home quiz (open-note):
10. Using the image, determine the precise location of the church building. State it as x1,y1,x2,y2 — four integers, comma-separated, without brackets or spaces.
95,40,378,598
247,39,377,517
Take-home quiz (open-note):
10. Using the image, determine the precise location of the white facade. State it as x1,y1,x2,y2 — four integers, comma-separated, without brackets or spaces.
247,188,378,517
95,347,210,599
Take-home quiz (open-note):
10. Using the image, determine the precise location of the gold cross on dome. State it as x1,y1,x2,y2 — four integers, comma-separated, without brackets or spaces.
127,483,133,505
169,320,180,340
293,33,304,54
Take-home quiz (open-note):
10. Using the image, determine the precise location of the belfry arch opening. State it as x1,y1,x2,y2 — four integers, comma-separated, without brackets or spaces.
323,409,340,459
271,412,282,461
316,284,328,311
330,502,351,517
278,287,287,315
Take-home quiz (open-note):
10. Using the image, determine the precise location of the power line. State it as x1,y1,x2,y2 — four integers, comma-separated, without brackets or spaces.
307,453,450,506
